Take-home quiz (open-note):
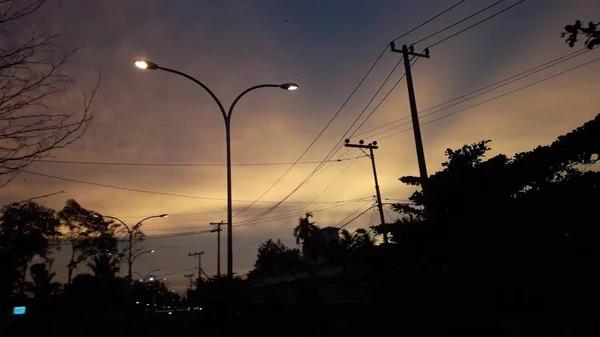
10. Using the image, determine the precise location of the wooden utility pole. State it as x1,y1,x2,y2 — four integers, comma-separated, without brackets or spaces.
210,221,224,276
344,139,388,243
390,42,431,182
184,273,195,290
188,251,204,281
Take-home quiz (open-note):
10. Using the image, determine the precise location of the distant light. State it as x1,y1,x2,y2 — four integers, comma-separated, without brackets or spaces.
134,60,148,69
135,301,140,304
150,250,155,253
168,312,173,315
13,306,26,315
280,83,299,91
146,304,149,306
134,59,158,70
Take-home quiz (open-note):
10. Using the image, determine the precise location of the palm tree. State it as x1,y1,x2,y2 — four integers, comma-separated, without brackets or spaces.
28,259,61,301
293,212,320,262
87,253,121,283
338,228,376,270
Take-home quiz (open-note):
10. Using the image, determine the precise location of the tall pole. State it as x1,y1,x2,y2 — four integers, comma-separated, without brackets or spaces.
127,229,133,282
225,117,233,280
390,42,430,182
134,60,297,280
344,139,388,243
94,214,166,283
184,273,195,290
188,251,204,281
210,221,224,276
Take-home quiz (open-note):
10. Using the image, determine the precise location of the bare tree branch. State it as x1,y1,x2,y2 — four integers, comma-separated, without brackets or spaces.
0,0,100,185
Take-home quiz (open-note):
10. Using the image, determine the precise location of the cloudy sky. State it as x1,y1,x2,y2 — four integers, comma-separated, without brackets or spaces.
3,0,600,291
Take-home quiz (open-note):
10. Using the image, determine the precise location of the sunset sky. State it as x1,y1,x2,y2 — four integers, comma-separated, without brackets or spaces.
3,0,600,291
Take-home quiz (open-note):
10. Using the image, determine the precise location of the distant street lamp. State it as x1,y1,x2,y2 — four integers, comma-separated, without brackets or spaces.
134,59,298,279
133,268,160,282
94,213,167,282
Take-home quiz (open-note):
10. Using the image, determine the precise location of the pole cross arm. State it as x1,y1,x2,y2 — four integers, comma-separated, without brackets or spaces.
344,143,379,150
390,42,431,58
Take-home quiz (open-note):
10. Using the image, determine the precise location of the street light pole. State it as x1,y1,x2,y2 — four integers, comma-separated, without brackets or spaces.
94,213,167,282
134,59,298,279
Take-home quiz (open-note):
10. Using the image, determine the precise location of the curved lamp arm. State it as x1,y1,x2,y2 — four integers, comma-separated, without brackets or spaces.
155,66,227,120
96,215,131,233
133,214,168,231
132,249,155,263
228,84,280,119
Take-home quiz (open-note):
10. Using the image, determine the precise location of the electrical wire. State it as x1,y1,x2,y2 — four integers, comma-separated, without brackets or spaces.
411,0,506,45
235,156,363,240
33,156,362,167
353,48,591,139
376,55,600,141
236,57,409,226
425,0,526,49
230,44,391,219
339,204,377,230
348,57,416,139
391,0,468,42
230,1,468,223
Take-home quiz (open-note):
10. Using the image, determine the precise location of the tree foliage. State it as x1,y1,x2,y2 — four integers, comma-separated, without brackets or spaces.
0,200,60,298
562,20,600,49
292,212,320,261
27,258,60,301
390,113,600,276
59,199,117,284
0,0,100,184
250,239,304,277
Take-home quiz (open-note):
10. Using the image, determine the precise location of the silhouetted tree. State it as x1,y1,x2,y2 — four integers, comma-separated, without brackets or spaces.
0,0,100,185
88,252,121,283
339,228,375,254
562,20,599,49
249,239,304,278
392,113,600,279
293,212,320,261
0,201,60,299
27,258,60,301
59,199,117,284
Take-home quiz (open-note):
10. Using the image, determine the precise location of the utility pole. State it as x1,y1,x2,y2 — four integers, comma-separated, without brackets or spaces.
210,221,224,276
188,251,204,281
344,139,389,243
184,273,195,290
390,42,430,183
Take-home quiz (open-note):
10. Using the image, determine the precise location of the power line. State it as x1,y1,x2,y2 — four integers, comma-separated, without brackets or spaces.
425,0,526,49
412,0,506,45
377,55,600,141
157,267,196,278
231,2,466,222
391,0,468,42
354,48,591,139
116,197,371,220
238,57,410,225
231,45,391,219
235,156,362,240
20,169,367,204
348,57,416,139
146,197,370,233
339,204,377,230
33,156,363,167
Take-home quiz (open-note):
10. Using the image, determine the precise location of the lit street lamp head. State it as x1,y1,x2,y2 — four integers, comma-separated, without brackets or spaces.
280,83,299,91
134,60,158,70
159,214,168,218
150,250,155,253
